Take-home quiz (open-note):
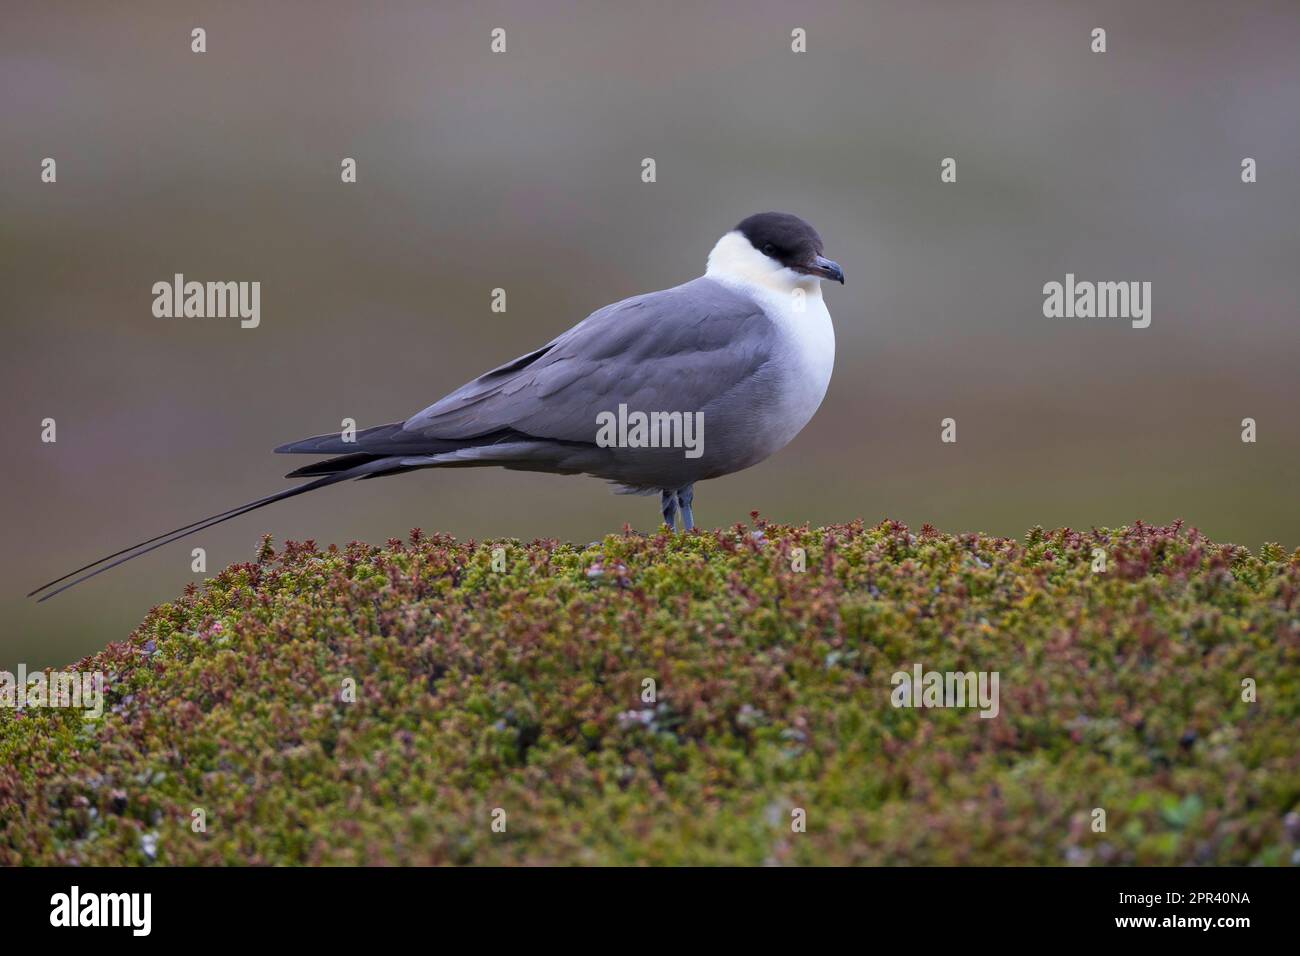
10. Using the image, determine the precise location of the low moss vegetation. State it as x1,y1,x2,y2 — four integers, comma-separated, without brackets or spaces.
2,519,1297,865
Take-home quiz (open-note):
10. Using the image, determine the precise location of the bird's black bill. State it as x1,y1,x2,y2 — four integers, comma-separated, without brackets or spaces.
801,255,845,284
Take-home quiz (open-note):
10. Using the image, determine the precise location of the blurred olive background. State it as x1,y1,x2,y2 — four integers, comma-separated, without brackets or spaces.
3,1,1298,668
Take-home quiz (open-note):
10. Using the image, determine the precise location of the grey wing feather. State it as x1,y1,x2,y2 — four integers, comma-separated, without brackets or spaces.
276,277,775,456
401,277,775,443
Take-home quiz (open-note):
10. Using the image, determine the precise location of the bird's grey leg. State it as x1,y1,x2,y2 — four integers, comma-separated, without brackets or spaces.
660,489,679,530
675,484,695,531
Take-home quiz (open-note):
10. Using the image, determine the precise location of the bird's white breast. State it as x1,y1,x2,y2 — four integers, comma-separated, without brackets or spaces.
750,283,836,449
705,232,836,454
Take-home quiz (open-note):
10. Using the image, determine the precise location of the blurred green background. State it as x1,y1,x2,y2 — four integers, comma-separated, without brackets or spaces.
3,1,1298,668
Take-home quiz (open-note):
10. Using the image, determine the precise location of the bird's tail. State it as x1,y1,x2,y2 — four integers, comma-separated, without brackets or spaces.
27,466,375,602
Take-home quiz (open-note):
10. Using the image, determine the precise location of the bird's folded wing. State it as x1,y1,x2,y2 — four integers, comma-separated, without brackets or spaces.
400,277,775,443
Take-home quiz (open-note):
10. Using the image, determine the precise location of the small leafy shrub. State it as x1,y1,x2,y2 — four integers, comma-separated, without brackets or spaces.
2,519,1297,865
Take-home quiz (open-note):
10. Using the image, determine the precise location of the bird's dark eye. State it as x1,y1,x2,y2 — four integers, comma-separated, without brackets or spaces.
762,243,775,256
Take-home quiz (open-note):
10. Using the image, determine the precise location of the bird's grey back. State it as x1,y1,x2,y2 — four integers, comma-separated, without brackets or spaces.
401,276,778,446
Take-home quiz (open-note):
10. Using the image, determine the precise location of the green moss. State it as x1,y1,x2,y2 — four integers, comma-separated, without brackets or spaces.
3,520,1298,865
